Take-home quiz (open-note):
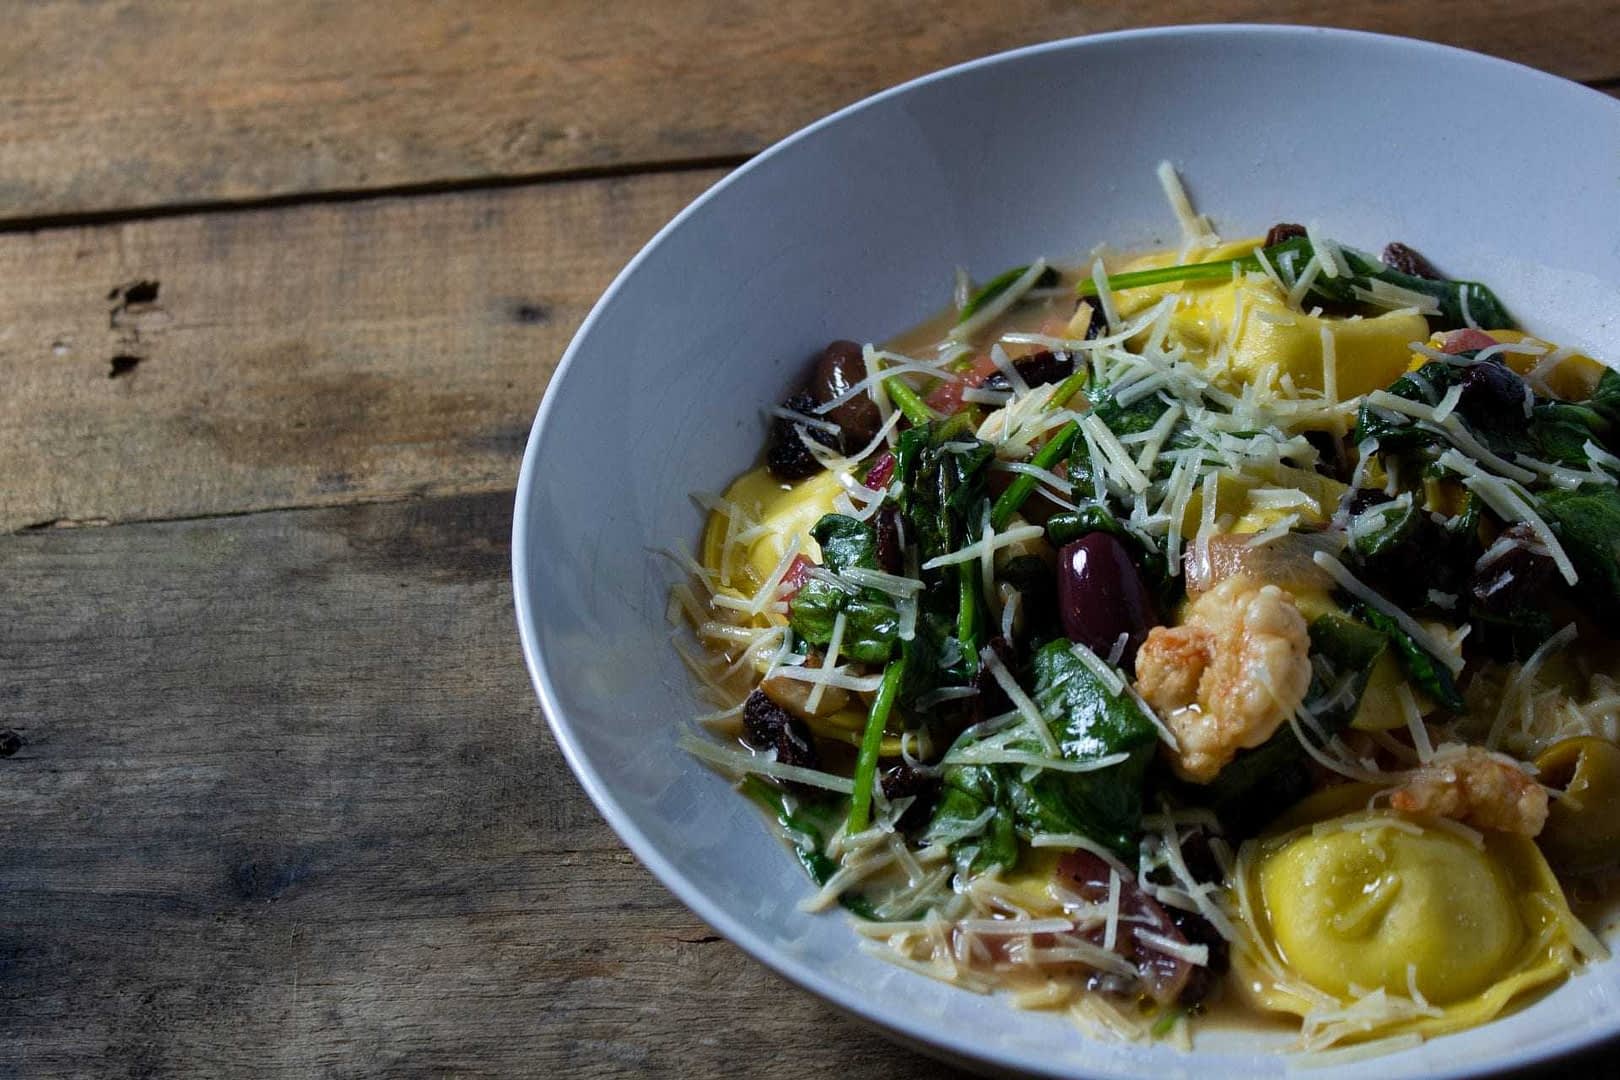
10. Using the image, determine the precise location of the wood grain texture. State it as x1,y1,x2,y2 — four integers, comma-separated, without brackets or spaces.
3,0,1619,220
0,491,972,1079
0,167,721,533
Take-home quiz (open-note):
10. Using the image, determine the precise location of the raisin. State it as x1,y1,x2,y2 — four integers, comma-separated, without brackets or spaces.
742,689,820,770
1265,222,1306,247
766,390,838,481
1382,242,1442,280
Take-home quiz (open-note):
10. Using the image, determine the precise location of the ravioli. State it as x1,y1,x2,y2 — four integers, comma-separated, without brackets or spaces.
1234,786,1581,1043
1111,240,1427,403
701,467,843,590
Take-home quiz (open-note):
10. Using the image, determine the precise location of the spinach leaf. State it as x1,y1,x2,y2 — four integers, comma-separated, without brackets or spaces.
897,414,994,566
1327,243,1515,331
740,777,888,920
740,775,842,883
1357,355,1611,473
1591,369,1620,432
1353,360,1464,451
1531,401,1609,466
924,763,1019,875
1347,495,1420,559
924,640,1160,868
1091,383,1172,439
1352,604,1465,712
787,515,900,664
1045,505,1130,547
1201,614,1387,835
1539,485,1620,628
1022,640,1161,854
812,514,880,573
897,414,996,679
958,264,1061,324
787,583,899,665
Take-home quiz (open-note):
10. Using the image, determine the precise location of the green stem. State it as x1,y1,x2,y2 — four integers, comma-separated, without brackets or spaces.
847,658,905,833
990,419,1080,530
884,375,938,426
1074,256,1256,299
1045,368,1089,411
956,561,980,665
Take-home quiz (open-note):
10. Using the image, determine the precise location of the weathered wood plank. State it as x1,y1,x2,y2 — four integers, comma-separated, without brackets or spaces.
0,168,722,533
3,1,1619,219
0,491,971,1078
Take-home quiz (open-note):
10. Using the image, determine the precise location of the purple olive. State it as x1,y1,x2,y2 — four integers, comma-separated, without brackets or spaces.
1057,533,1158,670
811,340,882,448
1456,358,1529,429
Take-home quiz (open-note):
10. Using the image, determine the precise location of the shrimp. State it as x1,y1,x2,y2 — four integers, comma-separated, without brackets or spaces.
1389,744,1548,836
1135,575,1313,783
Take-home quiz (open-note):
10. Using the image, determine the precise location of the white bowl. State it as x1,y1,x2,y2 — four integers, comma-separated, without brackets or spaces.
513,25,1620,1078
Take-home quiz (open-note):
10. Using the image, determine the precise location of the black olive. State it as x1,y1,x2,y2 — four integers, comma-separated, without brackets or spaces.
1471,524,1558,615
980,349,1075,393
1056,533,1158,670
1382,242,1442,280
1455,357,1531,431
1071,299,1105,340
811,340,882,449
1168,907,1230,1006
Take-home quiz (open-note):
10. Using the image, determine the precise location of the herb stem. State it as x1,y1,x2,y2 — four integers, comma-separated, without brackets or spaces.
990,420,1080,530
1074,258,1252,298
884,375,939,427
1045,367,1090,411
847,658,905,833
956,561,980,665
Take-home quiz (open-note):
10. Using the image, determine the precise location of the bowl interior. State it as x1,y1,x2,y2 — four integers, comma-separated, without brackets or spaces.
514,25,1620,1079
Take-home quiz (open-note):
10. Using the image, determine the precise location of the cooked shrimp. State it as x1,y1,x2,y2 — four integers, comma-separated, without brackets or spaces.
1389,744,1548,836
1135,575,1313,783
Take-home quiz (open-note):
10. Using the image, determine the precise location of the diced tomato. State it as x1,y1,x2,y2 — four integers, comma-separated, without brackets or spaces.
863,451,895,491
1441,328,1499,354
778,554,815,600
923,353,1001,415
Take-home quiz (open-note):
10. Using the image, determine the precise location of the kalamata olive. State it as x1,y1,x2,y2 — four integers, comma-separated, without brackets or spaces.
811,340,882,448
766,389,837,480
1265,222,1306,247
1058,850,1193,1006
1382,241,1442,280
1057,533,1158,669
980,349,1075,393
972,348,1075,395
1471,523,1557,614
1071,300,1105,340
1456,357,1532,429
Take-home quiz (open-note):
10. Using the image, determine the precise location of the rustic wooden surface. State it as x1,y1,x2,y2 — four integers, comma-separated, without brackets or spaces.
3,5,1617,1077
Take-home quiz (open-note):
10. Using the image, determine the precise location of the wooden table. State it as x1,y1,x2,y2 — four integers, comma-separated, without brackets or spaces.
4,5,1616,1076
